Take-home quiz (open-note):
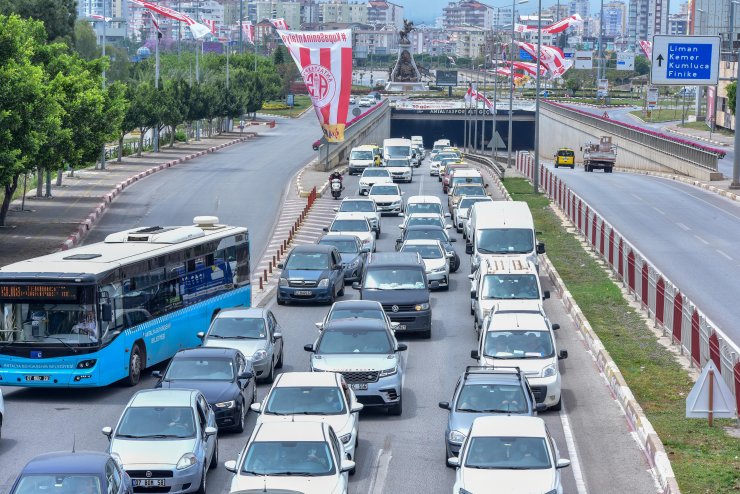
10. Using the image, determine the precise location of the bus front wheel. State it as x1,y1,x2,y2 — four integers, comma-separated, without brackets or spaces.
126,344,145,386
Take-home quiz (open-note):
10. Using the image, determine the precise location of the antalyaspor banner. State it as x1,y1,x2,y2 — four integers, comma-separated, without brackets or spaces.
507,61,546,76
89,14,111,22
242,21,255,44
516,41,572,78
270,18,290,29
278,30,352,142
514,14,582,34
203,19,217,35
129,0,210,39
639,40,653,59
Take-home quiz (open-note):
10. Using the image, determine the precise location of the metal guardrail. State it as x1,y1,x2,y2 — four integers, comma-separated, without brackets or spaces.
543,101,723,173
463,152,506,178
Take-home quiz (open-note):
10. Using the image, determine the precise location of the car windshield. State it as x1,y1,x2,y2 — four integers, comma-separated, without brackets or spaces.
351,151,374,160
371,186,399,195
116,406,196,438
465,437,551,469
241,441,336,476
320,239,359,254
208,316,266,339
477,228,534,254
406,217,443,228
265,386,346,415
317,328,393,354
456,383,528,413
435,153,458,162
340,201,374,213
406,203,443,215
459,197,491,209
285,252,329,270
331,219,369,232
363,267,426,290
406,229,448,244
13,475,102,494
558,150,574,157
165,357,235,381
401,244,443,259
453,185,486,197
363,169,390,178
328,307,385,321
483,330,555,359
481,274,539,299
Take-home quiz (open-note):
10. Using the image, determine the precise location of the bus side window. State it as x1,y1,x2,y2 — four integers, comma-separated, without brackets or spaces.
235,242,250,286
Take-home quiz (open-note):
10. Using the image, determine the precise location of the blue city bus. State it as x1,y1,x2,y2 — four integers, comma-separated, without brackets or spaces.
0,216,250,387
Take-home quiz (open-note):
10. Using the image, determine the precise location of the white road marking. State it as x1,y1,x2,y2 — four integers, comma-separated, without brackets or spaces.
630,193,643,202
693,234,709,245
658,180,740,221
676,222,691,231
652,207,665,215
367,447,393,494
716,249,733,260
559,399,589,494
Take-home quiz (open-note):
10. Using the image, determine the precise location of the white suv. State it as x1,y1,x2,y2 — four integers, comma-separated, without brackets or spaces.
334,197,381,235
358,168,392,195
369,183,404,216
324,212,376,253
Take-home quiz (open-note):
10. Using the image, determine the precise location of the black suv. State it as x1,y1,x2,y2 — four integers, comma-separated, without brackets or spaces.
353,252,435,338
438,366,543,464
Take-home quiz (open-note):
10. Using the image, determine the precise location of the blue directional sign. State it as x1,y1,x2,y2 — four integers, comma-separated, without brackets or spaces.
519,49,533,61
650,35,720,86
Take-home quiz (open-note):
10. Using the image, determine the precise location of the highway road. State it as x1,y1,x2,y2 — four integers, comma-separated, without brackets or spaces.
547,164,740,345
0,141,660,493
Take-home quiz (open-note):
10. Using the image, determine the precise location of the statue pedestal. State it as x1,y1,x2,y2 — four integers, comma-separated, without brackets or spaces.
385,81,427,91
387,41,426,92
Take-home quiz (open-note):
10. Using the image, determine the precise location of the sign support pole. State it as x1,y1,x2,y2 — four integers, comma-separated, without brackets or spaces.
708,369,714,426
732,49,740,188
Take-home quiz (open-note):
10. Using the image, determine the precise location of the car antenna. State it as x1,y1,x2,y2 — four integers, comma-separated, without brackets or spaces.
263,479,267,492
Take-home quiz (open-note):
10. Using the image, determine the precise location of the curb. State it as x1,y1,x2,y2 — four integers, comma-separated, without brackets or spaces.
296,164,349,198
664,127,730,147
614,167,740,203
480,161,681,494
60,136,254,251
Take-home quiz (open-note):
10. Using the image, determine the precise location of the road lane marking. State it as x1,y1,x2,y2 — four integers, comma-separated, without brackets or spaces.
652,206,665,215
559,401,589,494
368,438,393,494
630,193,643,202
693,234,709,245
658,180,740,221
676,222,690,231
716,249,733,260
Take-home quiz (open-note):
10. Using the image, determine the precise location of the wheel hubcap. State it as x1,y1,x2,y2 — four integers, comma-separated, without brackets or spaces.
130,353,140,379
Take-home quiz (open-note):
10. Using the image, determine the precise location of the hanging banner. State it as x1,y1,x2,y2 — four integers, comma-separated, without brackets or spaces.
203,19,217,35
616,51,635,71
639,40,652,59
242,21,255,44
516,41,572,78
508,61,547,76
270,18,290,30
542,13,583,34
129,0,210,39
574,50,593,69
89,14,112,22
278,29,352,142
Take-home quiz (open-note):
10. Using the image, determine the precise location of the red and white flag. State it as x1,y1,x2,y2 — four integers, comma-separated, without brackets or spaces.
516,41,572,78
514,23,529,33
464,83,476,104
270,18,289,30
278,29,352,142
508,61,546,77
89,14,111,22
129,0,210,39
203,19,217,35
146,11,162,38
639,40,652,59
242,21,255,44
447,55,457,65
542,14,583,34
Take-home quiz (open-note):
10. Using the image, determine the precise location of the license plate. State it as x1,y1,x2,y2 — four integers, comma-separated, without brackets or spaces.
24,375,49,382
397,325,406,330
350,383,368,390
133,479,166,487
294,290,313,296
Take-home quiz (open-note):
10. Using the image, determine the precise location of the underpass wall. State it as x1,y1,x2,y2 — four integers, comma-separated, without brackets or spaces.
539,102,723,181
314,100,391,172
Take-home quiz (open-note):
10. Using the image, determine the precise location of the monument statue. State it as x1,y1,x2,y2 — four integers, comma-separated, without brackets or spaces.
399,19,414,44
386,19,426,91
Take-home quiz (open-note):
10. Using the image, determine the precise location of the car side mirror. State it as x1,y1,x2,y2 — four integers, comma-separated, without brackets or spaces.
552,323,560,331
536,403,547,412
101,426,113,440
429,281,440,289
557,458,572,469
101,303,112,322
333,207,339,212
390,322,400,331
361,247,371,253
304,343,315,352
484,183,489,188
196,331,205,340
152,370,162,379
239,370,254,380
543,290,550,300
466,244,473,254
447,457,460,467
340,460,356,473
445,224,452,229
277,263,284,269
536,242,546,254
352,281,361,290
315,322,324,330
396,343,408,352
323,227,329,232
449,238,457,242
438,401,451,410
224,460,238,473
205,426,217,436
273,332,282,340
250,402,262,413
470,350,480,359
351,402,364,413
398,224,404,229
559,350,568,360
445,213,451,218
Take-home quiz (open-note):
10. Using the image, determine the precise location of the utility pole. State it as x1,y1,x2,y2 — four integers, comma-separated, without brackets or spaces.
507,0,517,168
731,49,740,189
534,0,542,192
154,22,160,152
178,0,182,57
492,34,499,160
195,0,201,141
99,0,107,170
239,0,244,54
597,0,604,81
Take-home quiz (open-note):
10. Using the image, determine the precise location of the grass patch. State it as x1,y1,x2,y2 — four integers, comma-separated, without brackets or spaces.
679,121,735,137
630,108,685,122
261,95,312,118
502,176,740,494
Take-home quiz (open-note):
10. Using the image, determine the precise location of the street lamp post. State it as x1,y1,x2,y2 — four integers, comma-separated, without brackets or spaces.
240,0,244,54
195,0,201,141
492,33,499,160
597,0,604,81
533,0,542,192
732,48,740,188
99,1,107,170
154,22,160,153
508,0,529,168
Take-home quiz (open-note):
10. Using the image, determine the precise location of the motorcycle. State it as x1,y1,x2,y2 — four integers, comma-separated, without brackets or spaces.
330,178,343,200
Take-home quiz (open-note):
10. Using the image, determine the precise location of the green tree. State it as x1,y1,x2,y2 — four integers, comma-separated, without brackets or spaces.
117,83,141,161
634,56,650,76
565,76,583,96
74,19,99,61
0,15,60,225
727,81,736,115
0,0,77,44
106,46,132,83
160,79,189,146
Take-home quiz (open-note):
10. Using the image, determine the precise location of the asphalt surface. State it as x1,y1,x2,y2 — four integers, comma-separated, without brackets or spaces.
547,163,740,346
0,149,660,493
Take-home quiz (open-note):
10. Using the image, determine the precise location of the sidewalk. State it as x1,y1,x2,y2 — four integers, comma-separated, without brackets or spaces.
296,161,347,197
0,131,263,267
664,124,735,147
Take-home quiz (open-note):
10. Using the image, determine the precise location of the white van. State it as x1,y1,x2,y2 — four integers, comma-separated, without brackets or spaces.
384,137,419,170
348,145,377,175
433,139,451,151
466,201,544,273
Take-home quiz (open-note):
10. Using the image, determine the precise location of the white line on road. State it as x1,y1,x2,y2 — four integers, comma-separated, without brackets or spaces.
652,207,665,215
367,445,393,494
716,249,733,260
630,193,643,202
658,180,740,221
693,234,710,245
559,401,589,494
676,222,691,231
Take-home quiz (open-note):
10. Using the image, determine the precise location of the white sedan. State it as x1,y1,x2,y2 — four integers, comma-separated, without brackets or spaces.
368,183,404,216
399,239,451,289
324,212,377,252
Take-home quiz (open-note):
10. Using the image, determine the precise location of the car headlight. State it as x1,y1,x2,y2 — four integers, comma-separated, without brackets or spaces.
391,200,401,206
279,277,288,287
339,433,352,444
318,278,330,288
542,364,557,378
347,258,361,268
176,452,198,470
432,266,446,273
415,303,430,311
252,349,268,361
77,359,97,369
379,366,398,377
448,430,466,444
214,400,235,409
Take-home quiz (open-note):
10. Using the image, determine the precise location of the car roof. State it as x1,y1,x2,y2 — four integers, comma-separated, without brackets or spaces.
402,239,443,247
129,389,197,407
329,299,383,311
471,201,533,228
452,169,482,177
341,197,374,202
216,307,267,318
406,196,442,205
334,212,371,220
486,311,550,332
273,371,341,388
352,145,375,151
461,366,523,385
405,224,445,232
470,416,547,437
289,244,335,254
253,421,330,442
323,318,390,332
21,452,111,474
481,256,536,274
319,235,361,243
459,195,492,205
173,347,239,359
370,183,399,190
406,213,443,219
366,251,423,266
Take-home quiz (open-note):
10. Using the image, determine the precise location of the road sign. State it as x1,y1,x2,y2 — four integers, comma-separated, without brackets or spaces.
436,70,458,87
574,51,592,69
597,79,608,98
616,52,635,71
650,35,720,85
686,361,737,423
647,86,659,110
352,107,361,117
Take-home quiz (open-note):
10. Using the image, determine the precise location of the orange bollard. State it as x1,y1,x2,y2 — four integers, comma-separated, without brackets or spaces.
272,255,276,267
259,277,263,291
268,261,273,274
263,268,268,280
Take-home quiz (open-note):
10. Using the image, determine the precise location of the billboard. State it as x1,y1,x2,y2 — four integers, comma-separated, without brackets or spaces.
647,86,659,110
616,51,635,71
574,51,593,69
436,70,458,86
597,78,609,98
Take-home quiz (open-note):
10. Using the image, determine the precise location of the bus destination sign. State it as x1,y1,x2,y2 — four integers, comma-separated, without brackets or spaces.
0,285,77,301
